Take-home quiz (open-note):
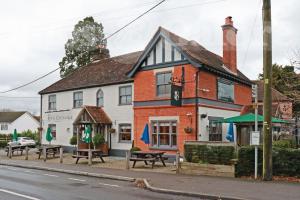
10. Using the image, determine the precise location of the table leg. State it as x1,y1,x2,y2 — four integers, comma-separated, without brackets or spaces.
100,156,105,163
132,161,136,168
160,155,166,167
144,161,148,165
76,157,79,164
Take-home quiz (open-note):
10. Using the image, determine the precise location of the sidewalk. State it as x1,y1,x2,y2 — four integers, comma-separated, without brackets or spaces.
0,159,299,200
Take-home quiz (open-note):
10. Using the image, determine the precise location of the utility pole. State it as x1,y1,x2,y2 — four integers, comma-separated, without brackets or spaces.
262,0,273,181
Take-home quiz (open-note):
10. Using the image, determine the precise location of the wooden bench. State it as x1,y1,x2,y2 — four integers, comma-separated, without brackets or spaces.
72,152,108,164
5,146,25,156
130,157,156,168
36,147,60,159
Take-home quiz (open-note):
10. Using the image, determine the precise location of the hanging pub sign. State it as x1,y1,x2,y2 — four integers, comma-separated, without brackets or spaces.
171,84,182,107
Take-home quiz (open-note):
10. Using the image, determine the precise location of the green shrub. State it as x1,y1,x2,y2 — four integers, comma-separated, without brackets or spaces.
92,134,105,146
184,144,235,165
130,147,141,152
0,141,7,148
235,146,300,177
69,136,77,146
273,139,296,149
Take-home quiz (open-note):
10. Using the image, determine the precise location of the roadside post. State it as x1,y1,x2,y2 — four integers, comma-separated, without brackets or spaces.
43,145,47,162
125,150,131,170
59,147,63,164
88,149,92,166
8,145,12,159
175,151,180,174
251,84,260,179
25,146,29,160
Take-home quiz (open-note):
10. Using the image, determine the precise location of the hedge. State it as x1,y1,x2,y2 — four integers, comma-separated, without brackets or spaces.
235,146,300,177
184,144,235,165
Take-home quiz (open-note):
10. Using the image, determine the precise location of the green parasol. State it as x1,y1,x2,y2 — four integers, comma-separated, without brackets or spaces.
46,127,53,144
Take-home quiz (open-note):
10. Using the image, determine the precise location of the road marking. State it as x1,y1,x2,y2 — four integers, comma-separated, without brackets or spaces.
43,173,58,177
68,178,86,182
8,167,19,171
24,170,36,174
98,182,120,187
0,189,41,200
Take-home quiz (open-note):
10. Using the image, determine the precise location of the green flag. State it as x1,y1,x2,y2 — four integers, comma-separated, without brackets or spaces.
46,127,53,143
82,125,92,143
12,129,18,142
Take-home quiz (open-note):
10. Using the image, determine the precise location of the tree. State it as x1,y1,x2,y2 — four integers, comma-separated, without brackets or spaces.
59,17,109,77
259,64,300,116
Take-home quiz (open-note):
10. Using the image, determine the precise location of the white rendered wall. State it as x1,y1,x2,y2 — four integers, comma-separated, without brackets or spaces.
198,106,240,142
41,83,134,151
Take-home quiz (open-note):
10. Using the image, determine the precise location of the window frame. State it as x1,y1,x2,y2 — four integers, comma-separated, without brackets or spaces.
119,85,132,105
208,117,223,142
0,124,8,131
48,94,56,110
48,124,56,140
217,78,234,103
118,123,132,143
150,120,177,150
156,71,172,97
96,89,104,107
73,91,83,108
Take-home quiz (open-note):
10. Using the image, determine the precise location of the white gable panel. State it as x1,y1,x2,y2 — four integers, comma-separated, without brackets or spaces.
174,48,182,61
147,50,154,65
156,38,162,64
165,39,172,62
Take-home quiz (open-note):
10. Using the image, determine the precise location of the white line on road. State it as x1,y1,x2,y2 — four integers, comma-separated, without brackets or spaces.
0,189,41,200
98,182,120,187
24,170,36,174
67,178,86,182
43,173,58,177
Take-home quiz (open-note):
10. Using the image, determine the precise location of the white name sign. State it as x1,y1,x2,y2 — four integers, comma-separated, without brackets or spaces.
251,131,260,146
48,114,73,122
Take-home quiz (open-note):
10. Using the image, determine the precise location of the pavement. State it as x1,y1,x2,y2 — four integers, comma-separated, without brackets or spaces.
0,159,299,200
0,165,199,200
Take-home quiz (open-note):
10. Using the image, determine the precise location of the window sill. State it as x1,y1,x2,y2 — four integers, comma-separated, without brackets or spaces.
118,103,132,106
149,147,178,151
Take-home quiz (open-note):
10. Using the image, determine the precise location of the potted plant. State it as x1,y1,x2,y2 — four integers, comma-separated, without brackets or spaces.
184,127,193,134
93,134,108,154
69,135,77,153
109,128,116,134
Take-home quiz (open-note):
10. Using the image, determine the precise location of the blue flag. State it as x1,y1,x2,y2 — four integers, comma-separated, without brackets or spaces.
140,124,150,144
226,123,234,142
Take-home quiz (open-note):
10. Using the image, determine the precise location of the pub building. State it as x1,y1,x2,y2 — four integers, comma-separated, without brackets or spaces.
39,17,252,157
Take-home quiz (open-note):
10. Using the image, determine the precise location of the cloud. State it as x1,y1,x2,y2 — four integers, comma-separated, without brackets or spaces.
0,0,298,113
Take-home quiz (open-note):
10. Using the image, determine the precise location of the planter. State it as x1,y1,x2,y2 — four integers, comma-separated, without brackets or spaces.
78,142,89,149
109,128,116,134
184,127,193,134
95,143,109,154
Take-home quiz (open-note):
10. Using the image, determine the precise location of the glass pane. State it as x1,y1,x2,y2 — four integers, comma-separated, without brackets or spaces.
171,123,177,133
159,123,169,133
120,87,126,96
164,73,171,84
218,81,234,102
126,95,132,104
165,84,171,94
157,85,164,96
120,96,126,104
157,74,164,85
159,134,170,146
172,135,177,146
152,124,157,133
152,134,157,145
125,86,131,95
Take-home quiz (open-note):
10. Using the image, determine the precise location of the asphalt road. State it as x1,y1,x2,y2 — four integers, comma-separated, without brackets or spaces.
0,166,201,200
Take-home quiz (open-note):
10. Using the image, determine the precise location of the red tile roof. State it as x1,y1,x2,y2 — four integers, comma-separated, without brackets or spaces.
84,106,112,124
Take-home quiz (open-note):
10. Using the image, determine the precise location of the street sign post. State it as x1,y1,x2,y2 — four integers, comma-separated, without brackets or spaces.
252,84,259,179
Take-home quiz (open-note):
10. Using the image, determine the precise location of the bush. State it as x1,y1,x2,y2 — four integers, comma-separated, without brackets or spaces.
69,136,77,146
92,134,105,146
130,147,141,152
235,146,300,177
273,139,296,149
184,144,235,165
0,141,7,148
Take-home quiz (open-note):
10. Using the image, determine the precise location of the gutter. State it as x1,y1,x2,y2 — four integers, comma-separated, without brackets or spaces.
195,70,200,141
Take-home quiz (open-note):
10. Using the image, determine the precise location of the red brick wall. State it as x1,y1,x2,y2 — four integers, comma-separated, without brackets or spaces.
235,83,252,105
198,71,217,100
134,105,196,154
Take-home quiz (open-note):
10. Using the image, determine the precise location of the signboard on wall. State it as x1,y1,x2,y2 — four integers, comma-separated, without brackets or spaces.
171,85,182,107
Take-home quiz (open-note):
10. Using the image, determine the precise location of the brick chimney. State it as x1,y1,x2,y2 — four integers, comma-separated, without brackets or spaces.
91,44,110,62
222,16,238,73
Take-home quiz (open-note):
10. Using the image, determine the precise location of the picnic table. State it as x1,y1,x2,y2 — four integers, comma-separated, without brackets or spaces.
5,145,26,156
72,149,108,164
37,145,61,159
130,151,167,168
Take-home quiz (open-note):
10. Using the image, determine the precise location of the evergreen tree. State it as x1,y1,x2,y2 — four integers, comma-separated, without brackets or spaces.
59,17,108,77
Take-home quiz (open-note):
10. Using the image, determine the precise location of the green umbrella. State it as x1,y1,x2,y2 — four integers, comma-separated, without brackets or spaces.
217,113,288,123
82,125,92,144
46,127,53,144
12,129,18,142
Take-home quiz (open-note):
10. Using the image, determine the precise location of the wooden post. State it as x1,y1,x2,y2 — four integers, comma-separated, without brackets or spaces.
8,145,12,159
176,151,180,174
262,0,273,181
88,149,92,166
25,146,29,160
43,146,47,162
59,147,63,164
125,150,131,170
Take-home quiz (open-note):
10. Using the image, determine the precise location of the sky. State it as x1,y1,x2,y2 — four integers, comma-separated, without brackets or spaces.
0,0,299,114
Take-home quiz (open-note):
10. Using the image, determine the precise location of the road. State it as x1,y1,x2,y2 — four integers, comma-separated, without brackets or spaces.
0,166,201,200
